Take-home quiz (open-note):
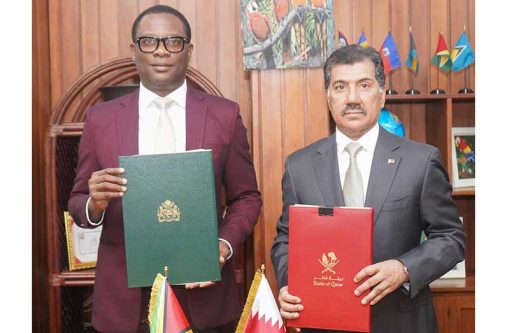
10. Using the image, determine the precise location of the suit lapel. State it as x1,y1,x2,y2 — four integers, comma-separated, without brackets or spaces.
364,127,402,223
116,90,140,157
186,88,207,150
313,134,343,207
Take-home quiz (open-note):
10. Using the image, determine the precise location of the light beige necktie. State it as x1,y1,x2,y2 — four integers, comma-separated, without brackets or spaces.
153,97,175,154
343,142,364,207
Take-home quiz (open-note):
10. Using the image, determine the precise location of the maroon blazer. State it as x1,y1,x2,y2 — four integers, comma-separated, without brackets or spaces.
68,87,262,332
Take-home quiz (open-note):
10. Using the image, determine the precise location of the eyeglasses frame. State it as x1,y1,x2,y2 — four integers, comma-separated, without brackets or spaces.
135,36,189,54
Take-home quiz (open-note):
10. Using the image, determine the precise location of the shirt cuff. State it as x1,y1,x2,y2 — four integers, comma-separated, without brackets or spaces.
218,238,233,260
86,197,105,226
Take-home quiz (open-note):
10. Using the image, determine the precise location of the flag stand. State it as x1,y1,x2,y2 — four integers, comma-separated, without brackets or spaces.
406,88,420,94
404,8,419,94
386,74,398,95
385,0,397,95
431,88,446,94
431,69,446,94
458,3,473,94
458,67,473,94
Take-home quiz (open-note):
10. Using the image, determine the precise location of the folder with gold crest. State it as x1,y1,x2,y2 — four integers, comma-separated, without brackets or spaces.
120,150,221,287
288,205,373,332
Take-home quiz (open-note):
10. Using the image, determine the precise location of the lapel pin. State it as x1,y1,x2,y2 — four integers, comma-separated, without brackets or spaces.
388,159,396,164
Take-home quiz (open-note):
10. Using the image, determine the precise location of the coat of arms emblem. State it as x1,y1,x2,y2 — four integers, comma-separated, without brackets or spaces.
318,252,340,274
157,200,181,223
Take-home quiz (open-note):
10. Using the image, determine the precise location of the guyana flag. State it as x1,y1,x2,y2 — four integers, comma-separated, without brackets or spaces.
431,33,452,72
149,273,193,333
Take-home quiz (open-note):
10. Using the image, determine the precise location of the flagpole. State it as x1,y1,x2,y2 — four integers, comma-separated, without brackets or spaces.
405,0,419,94
459,3,473,94
431,32,446,95
458,25,474,94
405,25,420,94
386,0,397,95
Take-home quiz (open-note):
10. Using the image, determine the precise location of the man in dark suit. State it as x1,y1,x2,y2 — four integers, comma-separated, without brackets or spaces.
68,5,261,333
271,45,466,333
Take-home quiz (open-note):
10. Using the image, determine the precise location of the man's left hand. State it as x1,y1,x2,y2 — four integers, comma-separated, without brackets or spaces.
353,259,409,305
185,240,231,289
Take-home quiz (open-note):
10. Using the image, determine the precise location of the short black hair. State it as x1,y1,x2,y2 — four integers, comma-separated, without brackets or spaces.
131,5,192,43
323,44,385,89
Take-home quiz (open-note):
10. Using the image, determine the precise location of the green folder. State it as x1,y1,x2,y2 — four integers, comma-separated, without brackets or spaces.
119,150,221,287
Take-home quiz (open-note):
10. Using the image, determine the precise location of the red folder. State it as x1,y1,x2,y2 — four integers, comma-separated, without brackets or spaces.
288,205,373,332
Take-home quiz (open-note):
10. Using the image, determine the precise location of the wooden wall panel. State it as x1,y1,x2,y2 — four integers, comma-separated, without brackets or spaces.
33,1,51,331
283,70,307,157
390,0,409,93
353,0,372,44
217,0,238,101
334,0,353,41
118,1,138,58
195,0,217,84
306,68,330,144
60,0,81,89
372,0,389,51
81,0,100,72
252,70,284,289
179,0,197,69
99,1,120,61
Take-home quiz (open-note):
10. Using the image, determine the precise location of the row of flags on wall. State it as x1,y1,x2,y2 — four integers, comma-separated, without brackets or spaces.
337,30,475,74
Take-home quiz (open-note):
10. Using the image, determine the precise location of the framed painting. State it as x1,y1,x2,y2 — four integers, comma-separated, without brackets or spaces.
451,127,475,188
64,211,102,271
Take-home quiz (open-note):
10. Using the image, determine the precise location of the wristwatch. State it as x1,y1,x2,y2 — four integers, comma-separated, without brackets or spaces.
401,263,410,280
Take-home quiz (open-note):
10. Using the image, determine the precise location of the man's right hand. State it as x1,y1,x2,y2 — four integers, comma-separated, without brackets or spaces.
88,168,127,221
278,285,304,319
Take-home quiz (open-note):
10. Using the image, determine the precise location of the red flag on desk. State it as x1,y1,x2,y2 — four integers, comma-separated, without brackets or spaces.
148,273,193,333
235,267,285,333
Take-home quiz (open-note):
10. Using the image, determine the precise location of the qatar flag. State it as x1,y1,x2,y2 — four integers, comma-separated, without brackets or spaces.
235,267,285,333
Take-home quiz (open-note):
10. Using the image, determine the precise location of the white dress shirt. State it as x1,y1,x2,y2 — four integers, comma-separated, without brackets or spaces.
335,123,379,196
138,81,187,154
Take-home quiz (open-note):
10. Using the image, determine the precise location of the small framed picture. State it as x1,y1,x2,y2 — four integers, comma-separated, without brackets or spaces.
451,127,475,188
64,211,102,271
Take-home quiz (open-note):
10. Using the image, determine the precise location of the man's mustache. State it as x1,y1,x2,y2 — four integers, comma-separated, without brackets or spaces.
342,104,365,114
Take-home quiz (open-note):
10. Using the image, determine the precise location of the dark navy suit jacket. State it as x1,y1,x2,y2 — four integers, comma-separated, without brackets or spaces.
271,127,466,333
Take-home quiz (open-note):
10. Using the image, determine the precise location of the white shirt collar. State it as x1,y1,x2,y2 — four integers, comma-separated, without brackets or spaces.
335,123,379,154
138,80,187,110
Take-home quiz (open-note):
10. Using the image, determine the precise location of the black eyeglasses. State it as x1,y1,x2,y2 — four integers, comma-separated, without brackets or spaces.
135,36,188,53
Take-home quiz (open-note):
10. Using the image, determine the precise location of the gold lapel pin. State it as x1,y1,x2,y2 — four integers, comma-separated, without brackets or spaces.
388,159,396,164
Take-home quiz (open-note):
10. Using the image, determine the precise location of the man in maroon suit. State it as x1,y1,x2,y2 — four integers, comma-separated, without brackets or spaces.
68,5,261,333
